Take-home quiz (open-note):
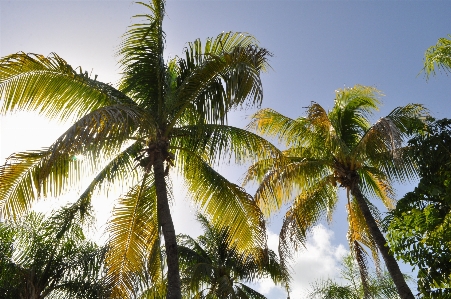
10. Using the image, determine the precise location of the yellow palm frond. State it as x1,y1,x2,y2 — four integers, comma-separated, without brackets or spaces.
279,182,338,262
105,173,161,298
359,167,395,209
0,149,88,219
0,52,133,121
171,44,271,128
347,197,380,271
172,124,281,167
248,108,310,147
250,157,331,217
179,150,266,254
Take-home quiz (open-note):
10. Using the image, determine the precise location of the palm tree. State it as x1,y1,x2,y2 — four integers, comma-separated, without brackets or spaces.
243,85,428,299
0,211,108,299
0,1,275,298
423,34,451,78
177,214,289,299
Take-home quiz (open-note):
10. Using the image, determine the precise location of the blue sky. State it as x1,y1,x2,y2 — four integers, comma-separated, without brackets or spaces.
1,0,451,297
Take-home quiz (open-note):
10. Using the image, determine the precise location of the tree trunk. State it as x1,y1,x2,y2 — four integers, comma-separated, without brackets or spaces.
351,186,414,299
153,154,182,299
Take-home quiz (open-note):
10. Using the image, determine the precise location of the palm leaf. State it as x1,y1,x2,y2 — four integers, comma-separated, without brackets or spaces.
118,0,166,108
178,150,266,255
423,34,451,78
279,181,338,263
105,173,161,298
171,43,270,128
172,124,280,167
250,157,331,217
0,52,133,121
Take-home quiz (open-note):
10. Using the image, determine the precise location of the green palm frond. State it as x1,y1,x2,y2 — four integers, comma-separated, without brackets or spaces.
172,124,280,167
0,52,133,121
235,283,267,299
250,157,331,217
55,142,143,230
358,167,395,209
247,108,310,147
105,173,161,298
329,85,382,147
118,0,166,108
0,149,87,219
279,181,338,261
44,104,146,164
178,214,286,299
171,44,271,129
179,151,266,254
423,34,451,78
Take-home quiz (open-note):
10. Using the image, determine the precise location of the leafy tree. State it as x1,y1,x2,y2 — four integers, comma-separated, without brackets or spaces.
306,254,403,299
0,211,108,299
177,214,289,299
0,1,274,298
386,118,451,298
423,34,451,78
244,85,428,299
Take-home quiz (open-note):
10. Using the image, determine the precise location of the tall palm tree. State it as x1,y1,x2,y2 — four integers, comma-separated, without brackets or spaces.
0,1,275,298
177,214,289,299
243,85,428,299
423,34,451,78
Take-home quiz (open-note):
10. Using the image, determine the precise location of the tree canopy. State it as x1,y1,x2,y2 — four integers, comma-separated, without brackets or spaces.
386,118,451,298
244,85,428,299
0,211,108,299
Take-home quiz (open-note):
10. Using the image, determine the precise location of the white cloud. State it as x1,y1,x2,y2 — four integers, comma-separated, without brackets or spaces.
251,224,348,299
289,224,348,297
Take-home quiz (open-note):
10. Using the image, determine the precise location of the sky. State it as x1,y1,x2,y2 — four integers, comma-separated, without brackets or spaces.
1,0,451,297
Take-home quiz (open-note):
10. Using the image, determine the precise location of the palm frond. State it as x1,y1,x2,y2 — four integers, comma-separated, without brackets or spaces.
105,174,161,298
0,52,133,121
358,167,395,209
39,104,145,175
247,108,309,147
250,157,331,217
172,124,281,167
118,0,165,108
350,240,371,299
179,151,266,255
0,149,86,219
423,34,451,78
171,43,271,127
329,85,382,148
235,283,267,299
347,198,380,272
279,182,338,264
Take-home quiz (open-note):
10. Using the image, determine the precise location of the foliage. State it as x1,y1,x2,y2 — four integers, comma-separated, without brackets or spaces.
386,118,451,298
0,0,274,297
0,211,108,299
423,34,451,78
244,85,428,298
306,255,403,299
177,214,289,299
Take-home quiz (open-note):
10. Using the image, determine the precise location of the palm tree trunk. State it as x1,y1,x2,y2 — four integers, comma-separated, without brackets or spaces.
351,186,414,299
153,154,182,299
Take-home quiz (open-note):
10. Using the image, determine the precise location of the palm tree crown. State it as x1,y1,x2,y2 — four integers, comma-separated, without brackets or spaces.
178,214,289,299
0,1,276,298
244,85,428,299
